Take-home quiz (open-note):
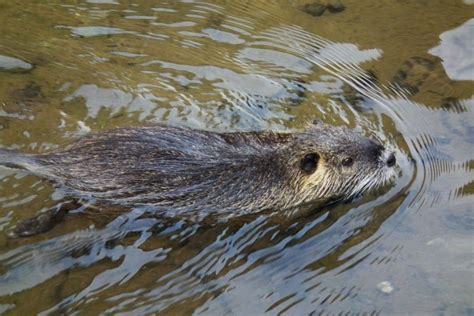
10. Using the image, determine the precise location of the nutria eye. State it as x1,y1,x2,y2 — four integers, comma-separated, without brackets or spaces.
300,153,320,174
342,157,354,167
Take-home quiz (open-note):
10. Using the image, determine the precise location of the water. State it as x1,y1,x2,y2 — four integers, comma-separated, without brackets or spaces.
0,1,473,314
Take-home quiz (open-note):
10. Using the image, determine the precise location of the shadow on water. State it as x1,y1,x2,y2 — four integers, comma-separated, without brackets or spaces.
0,0,473,315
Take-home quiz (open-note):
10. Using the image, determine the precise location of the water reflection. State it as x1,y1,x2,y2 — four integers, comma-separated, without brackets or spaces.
0,0,472,315
64,84,163,120
0,55,33,72
429,18,474,81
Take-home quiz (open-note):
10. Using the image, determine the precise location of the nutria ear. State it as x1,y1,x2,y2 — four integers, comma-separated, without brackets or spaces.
300,153,320,174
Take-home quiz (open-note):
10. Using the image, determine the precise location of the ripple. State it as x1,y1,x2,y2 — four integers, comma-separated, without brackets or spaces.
0,1,472,315
64,84,163,120
179,28,245,45
86,0,119,4
69,26,135,38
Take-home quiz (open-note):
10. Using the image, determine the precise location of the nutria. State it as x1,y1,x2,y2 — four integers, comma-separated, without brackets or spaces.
0,122,396,236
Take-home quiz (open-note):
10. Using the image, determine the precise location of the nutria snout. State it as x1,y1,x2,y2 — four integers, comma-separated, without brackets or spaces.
0,122,396,235
386,152,396,167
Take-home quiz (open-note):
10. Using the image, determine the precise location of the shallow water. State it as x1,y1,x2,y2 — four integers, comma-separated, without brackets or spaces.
0,0,473,315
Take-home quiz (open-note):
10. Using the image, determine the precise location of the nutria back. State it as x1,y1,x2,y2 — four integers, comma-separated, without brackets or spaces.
1,123,396,219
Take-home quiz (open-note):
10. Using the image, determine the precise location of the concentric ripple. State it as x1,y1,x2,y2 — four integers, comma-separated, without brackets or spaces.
0,1,472,315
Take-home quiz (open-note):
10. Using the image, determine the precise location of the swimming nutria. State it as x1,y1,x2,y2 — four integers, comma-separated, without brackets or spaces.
0,122,396,236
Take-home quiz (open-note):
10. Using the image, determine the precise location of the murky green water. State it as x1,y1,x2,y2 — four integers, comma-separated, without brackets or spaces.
0,0,473,315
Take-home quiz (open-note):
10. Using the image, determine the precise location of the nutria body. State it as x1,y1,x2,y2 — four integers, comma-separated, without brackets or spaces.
0,123,396,235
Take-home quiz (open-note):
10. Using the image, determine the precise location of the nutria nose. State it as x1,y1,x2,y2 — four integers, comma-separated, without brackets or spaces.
386,152,396,167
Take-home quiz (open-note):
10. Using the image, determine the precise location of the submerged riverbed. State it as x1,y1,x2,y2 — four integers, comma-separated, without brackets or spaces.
0,1,473,315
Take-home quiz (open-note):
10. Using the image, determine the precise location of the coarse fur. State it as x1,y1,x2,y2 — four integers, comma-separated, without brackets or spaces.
0,123,396,222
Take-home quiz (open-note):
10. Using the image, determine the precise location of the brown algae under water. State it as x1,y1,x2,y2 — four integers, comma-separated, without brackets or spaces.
0,0,473,315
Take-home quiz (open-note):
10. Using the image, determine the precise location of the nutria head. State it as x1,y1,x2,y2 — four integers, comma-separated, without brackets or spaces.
287,122,396,205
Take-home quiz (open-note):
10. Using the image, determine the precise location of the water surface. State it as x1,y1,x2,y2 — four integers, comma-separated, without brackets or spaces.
0,1,473,315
